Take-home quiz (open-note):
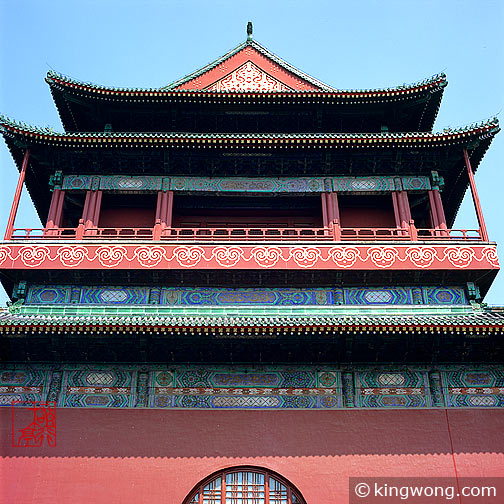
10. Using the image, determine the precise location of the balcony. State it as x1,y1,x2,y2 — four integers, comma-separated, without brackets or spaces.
1,223,497,277
9,224,484,242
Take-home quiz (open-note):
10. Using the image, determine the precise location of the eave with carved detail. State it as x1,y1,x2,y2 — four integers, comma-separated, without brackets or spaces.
46,69,447,133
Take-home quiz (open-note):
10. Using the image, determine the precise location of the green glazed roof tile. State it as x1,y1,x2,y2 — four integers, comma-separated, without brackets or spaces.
1,304,504,329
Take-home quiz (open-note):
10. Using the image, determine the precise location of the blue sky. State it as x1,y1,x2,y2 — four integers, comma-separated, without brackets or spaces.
1,0,503,304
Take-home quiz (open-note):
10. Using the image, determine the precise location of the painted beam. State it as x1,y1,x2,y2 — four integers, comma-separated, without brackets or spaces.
62,174,432,194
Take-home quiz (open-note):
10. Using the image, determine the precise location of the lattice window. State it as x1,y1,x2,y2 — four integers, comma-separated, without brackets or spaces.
184,467,305,504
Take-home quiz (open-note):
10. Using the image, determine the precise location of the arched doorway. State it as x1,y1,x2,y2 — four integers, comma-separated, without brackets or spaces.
183,466,306,504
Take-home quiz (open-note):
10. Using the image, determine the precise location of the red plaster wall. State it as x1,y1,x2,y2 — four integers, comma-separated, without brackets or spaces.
99,207,155,228
173,214,320,228
1,409,503,504
340,207,396,228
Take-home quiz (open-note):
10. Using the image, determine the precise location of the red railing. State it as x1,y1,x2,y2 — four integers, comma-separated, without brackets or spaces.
339,227,410,241
416,228,482,240
10,228,77,239
83,227,154,239
9,226,483,242
161,227,333,241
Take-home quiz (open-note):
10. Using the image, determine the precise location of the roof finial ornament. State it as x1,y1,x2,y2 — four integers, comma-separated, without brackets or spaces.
247,22,253,40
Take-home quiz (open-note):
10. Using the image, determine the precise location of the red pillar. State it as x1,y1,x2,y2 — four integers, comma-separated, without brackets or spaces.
44,189,66,237
397,192,411,228
94,191,103,227
83,190,102,236
54,190,66,228
321,193,328,228
326,193,334,223
160,192,167,228
331,192,340,224
46,191,58,229
4,148,30,240
46,189,65,229
428,191,440,230
155,191,174,238
329,192,341,240
400,192,411,223
155,192,162,221
399,191,418,240
154,192,163,240
81,191,91,224
394,191,408,236
84,191,96,229
391,192,401,229
166,191,174,229
463,148,489,241
432,189,448,236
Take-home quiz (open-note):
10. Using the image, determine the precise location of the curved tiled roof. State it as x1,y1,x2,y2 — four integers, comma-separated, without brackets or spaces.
46,67,447,100
0,114,498,148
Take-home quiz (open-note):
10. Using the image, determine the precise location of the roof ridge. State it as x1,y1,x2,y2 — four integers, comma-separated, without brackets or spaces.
160,40,248,91
244,39,336,92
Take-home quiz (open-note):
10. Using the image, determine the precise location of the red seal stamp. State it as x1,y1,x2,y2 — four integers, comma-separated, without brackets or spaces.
11,401,56,447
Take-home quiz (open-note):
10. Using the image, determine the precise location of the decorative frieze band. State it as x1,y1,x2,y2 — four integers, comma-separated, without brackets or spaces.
1,365,503,409
1,244,498,271
25,285,467,306
61,175,431,193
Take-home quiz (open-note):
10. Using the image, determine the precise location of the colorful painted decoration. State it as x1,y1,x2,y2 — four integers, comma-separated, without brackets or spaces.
1,365,502,410
61,174,431,193
24,285,468,306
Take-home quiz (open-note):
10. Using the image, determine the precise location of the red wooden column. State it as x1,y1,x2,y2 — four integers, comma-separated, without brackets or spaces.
399,191,417,239
329,192,341,240
4,148,30,240
154,190,174,239
154,192,163,240
463,147,489,241
391,192,401,229
82,190,102,236
77,190,92,239
83,191,95,229
321,192,340,239
321,193,328,228
428,191,440,230
432,190,448,236
393,191,412,236
398,192,411,228
53,190,65,228
46,189,65,228
94,191,103,228
427,171,448,237
326,193,334,223
45,189,66,236
166,191,174,229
